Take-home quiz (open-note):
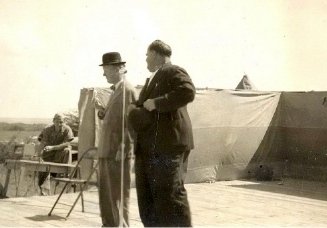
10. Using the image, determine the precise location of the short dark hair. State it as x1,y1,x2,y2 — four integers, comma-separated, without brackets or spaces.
148,40,172,57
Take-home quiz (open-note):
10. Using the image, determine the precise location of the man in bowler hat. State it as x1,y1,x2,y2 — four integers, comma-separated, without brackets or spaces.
97,52,137,227
129,40,196,227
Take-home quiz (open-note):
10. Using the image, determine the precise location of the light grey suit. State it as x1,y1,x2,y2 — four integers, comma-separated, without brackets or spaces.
98,80,137,227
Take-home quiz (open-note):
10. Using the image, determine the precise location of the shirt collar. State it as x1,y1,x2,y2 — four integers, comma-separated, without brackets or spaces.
111,80,123,91
148,69,159,84
148,62,171,83
52,124,64,133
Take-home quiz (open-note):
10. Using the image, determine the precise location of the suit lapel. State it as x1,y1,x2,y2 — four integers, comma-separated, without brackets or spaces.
142,70,161,101
104,83,123,114
139,63,171,103
138,78,150,104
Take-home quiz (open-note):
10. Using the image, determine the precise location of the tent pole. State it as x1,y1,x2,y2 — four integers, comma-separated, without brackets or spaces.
119,74,126,227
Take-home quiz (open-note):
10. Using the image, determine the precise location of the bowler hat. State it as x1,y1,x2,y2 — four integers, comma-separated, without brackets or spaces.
99,52,126,66
128,106,154,132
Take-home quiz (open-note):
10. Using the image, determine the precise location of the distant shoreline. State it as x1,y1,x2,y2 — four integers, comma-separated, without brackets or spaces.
0,118,51,124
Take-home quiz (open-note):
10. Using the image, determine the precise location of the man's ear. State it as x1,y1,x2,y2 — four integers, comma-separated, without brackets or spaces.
119,68,127,74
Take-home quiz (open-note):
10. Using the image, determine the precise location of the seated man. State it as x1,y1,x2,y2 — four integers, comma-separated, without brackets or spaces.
37,113,74,195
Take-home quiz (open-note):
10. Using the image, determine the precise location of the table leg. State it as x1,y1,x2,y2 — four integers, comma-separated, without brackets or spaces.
2,169,11,198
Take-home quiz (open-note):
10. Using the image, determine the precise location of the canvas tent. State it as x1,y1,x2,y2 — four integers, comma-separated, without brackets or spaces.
77,86,327,183
185,89,280,182
78,87,112,179
251,91,327,181
235,75,257,90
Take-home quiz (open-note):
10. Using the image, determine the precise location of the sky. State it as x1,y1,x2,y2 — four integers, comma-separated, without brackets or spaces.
1,0,327,118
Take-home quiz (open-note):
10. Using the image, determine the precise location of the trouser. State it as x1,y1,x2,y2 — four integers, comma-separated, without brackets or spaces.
38,148,70,187
135,150,192,227
98,158,131,227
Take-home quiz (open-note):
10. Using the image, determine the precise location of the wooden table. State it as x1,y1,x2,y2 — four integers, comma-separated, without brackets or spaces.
1,159,75,197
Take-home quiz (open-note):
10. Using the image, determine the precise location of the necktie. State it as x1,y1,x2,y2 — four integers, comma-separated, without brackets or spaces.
143,78,150,92
110,85,115,91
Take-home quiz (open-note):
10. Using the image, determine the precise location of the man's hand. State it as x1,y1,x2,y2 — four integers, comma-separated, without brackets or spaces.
127,104,137,115
43,146,55,152
97,107,106,119
143,99,156,111
115,144,125,161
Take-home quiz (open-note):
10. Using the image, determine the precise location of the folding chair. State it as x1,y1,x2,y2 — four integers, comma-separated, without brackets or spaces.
48,147,98,218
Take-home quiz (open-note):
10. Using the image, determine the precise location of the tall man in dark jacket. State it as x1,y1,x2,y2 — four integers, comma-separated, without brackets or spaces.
129,40,195,227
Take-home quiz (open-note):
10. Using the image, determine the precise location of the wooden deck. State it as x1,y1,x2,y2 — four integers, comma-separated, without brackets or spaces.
1,179,327,227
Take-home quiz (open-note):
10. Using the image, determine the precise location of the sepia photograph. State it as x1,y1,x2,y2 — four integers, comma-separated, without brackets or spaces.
1,0,327,227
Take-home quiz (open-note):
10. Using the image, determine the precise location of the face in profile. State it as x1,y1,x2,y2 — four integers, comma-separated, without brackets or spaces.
102,65,121,84
146,49,159,72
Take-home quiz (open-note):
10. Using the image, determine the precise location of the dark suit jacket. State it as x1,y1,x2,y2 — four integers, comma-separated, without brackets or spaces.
132,63,195,154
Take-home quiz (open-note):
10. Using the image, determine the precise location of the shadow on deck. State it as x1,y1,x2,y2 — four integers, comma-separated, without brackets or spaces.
1,179,327,227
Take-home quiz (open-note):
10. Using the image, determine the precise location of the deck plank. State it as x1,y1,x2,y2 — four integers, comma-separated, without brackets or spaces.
1,179,327,227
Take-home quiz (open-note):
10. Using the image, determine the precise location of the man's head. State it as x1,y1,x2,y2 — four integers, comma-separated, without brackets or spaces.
146,40,172,72
100,52,127,84
53,113,64,129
